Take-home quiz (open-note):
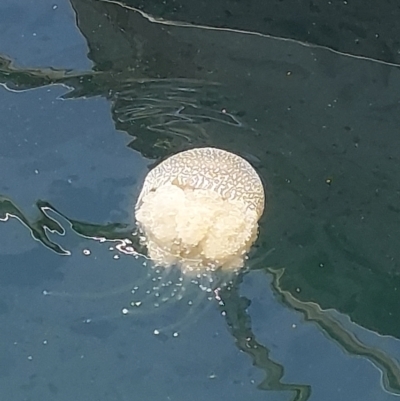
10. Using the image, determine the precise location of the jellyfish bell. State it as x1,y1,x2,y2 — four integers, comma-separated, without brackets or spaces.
135,146,265,277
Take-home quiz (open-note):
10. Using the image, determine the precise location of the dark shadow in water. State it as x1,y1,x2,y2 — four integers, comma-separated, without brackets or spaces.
115,0,400,66
0,195,68,255
269,267,400,395
1,54,237,161
0,194,140,256
218,274,312,401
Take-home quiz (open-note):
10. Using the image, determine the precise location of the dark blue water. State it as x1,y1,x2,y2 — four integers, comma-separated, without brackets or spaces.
1,1,400,400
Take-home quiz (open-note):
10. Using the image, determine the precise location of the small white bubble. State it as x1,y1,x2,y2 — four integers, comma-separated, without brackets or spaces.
27,355,33,361
113,254,120,260
172,332,179,338
83,249,91,256
43,340,48,345
153,329,160,335
121,308,129,315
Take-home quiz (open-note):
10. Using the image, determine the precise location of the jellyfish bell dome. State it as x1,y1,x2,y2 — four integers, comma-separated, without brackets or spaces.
135,147,265,275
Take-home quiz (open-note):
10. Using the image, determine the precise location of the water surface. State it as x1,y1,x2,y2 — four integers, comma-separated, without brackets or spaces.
0,1,400,400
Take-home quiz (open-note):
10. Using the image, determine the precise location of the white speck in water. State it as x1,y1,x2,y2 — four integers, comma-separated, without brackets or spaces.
121,308,129,315
172,332,179,338
153,329,160,335
113,254,120,260
83,249,91,256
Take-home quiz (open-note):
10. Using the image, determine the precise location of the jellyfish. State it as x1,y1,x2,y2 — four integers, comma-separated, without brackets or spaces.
135,147,265,274
118,147,265,329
